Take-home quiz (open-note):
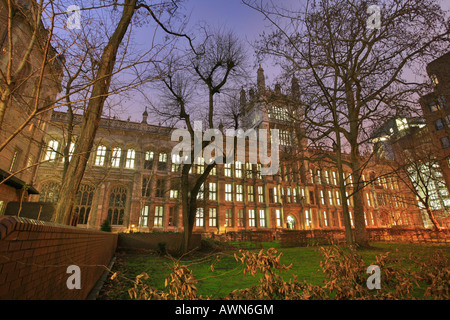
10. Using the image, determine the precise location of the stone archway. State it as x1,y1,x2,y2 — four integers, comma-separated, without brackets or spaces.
286,215,296,230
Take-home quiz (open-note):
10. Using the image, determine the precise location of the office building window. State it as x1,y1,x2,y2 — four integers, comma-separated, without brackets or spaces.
225,209,233,227
248,185,254,202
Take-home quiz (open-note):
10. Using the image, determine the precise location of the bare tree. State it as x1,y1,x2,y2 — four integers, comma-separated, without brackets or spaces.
244,0,449,247
152,26,247,253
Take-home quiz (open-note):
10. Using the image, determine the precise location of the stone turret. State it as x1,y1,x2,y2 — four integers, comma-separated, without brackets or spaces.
142,107,148,124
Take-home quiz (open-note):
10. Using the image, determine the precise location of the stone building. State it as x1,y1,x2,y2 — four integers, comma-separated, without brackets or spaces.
32,66,424,233
0,0,62,214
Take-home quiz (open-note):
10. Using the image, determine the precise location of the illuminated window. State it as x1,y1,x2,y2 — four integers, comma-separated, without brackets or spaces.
225,184,232,201
248,209,256,227
235,161,243,178
209,208,217,227
154,206,164,227
111,147,122,168
335,191,341,206
259,209,266,227
248,185,254,202
224,163,232,177
68,142,75,162
125,149,135,169
196,208,204,227
209,182,217,200
305,210,311,227
144,151,154,169
430,74,439,86
139,205,149,227
236,184,243,202
44,140,59,161
328,190,333,205
258,186,264,202
323,211,328,227
276,209,282,227
225,209,233,227
94,145,107,166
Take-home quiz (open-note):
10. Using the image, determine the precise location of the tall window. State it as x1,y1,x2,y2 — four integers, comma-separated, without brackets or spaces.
236,184,243,202
155,179,165,198
248,209,256,227
125,149,135,169
139,205,149,227
197,157,204,174
107,186,127,225
259,209,266,227
316,170,322,184
335,191,341,206
224,163,232,177
158,152,168,171
44,140,59,161
305,210,311,227
94,145,107,166
247,185,254,202
322,211,328,227
209,208,217,227
195,208,204,227
168,206,177,226
142,177,151,197
9,150,20,172
320,190,325,205
324,171,330,184
154,206,164,227
328,190,333,205
111,147,122,168
246,163,253,178
144,151,154,170
235,161,243,178
332,171,338,185
225,209,233,227
172,153,181,172
39,181,60,203
225,184,232,201
74,184,95,225
68,142,75,162
197,183,204,200
275,209,281,227
258,186,264,202
237,209,245,227
209,182,217,201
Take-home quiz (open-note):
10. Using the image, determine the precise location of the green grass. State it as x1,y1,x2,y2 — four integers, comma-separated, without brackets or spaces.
98,241,450,300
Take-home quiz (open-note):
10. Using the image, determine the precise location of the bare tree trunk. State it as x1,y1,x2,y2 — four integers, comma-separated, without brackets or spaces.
426,207,442,231
53,0,138,225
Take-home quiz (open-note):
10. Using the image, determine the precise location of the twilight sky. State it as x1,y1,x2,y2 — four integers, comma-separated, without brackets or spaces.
116,0,450,123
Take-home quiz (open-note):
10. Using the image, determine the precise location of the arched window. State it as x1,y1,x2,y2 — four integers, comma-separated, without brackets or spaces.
111,147,122,168
44,140,59,161
74,184,95,225
94,145,107,166
39,181,60,203
107,186,127,225
125,149,136,169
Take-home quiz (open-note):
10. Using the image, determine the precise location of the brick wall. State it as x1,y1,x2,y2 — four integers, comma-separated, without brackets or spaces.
0,216,117,300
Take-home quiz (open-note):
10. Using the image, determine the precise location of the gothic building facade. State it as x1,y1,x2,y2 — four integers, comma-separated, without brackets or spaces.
31,66,425,233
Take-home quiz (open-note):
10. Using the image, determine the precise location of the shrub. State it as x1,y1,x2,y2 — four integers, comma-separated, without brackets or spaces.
101,219,112,232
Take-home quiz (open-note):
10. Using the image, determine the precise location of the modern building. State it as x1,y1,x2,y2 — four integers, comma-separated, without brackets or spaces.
31,67,425,233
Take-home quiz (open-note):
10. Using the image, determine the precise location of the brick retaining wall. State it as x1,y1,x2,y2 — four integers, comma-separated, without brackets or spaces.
0,216,117,300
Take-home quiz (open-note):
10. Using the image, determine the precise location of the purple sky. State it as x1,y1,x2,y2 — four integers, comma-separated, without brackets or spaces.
119,0,450,122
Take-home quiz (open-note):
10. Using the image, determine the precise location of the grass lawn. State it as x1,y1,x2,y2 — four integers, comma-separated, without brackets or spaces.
97,241,450,300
